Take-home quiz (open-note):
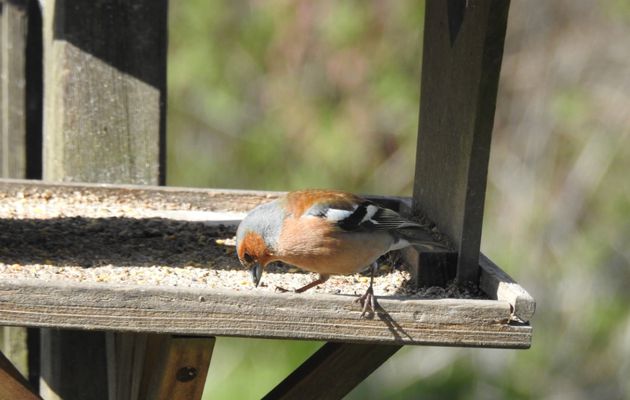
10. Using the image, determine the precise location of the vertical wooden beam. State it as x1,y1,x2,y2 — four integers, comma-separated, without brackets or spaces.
43,0,167,184
1,0,42,390
106,333,149,400
412,0,510,286
139,336,215,400
40,0,167,398
1,0,28,177
39,330,109,400
263,342,401,400
0,350,41,400
24,0,43,179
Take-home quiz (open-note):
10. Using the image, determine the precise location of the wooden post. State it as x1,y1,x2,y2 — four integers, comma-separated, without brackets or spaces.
412,0,510,286
263,342,401,400
39,330,109,400
1,0,42,390
106,333,149,400
1,0,28,177
139,336,215,400
42,0,167,184
40,0,167,398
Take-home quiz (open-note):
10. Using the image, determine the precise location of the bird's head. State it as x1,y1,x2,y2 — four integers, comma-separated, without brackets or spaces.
235,200,284,287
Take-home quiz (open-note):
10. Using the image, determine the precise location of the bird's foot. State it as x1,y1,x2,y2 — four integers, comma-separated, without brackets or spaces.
356,286,377,318
275,286,291,293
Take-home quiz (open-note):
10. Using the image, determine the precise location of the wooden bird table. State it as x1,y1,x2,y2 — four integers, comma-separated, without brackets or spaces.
0,0,534,399
0,180,533,399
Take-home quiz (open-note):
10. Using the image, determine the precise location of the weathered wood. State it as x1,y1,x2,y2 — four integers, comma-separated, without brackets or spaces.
0,0,28,177
400,248,536,323
0,280,531,348
0,179,534,348
41,0,168,396
0,178,408,217
43,0,167,184
402,247,458,288
479,253,535,323
39,329,108,400
139,336,214,400
106,332,149,400
264,342,401,400
0,349,41,400
0,178,280,214
413,0,511,286
1,1,42,387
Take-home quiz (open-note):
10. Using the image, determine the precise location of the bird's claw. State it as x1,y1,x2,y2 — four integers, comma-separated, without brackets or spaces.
356,286,377,318
275,286,290,293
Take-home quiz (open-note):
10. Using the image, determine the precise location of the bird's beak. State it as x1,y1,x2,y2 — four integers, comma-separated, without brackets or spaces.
250,263,263,287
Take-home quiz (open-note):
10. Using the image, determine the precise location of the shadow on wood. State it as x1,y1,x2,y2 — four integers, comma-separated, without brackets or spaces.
39,329,108,400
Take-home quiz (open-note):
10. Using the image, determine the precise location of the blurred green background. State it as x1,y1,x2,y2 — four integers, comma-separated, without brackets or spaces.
167,1,630,399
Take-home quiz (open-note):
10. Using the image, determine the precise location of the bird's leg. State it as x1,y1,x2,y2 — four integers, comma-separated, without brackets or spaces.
356,262,378,318
276,274,330,293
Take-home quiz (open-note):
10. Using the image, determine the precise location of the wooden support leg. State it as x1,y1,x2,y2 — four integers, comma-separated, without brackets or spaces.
263,342,402,400
106,332,150,400
402,247,458,288
42,0,167,185
413,0,511,286
1,0,43,390
40,0,167,397
39,329,109,400
139,336,215,400
1,0,28,177
0,350,41,400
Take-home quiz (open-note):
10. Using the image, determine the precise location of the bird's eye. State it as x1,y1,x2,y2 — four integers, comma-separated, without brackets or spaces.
243,253,254,264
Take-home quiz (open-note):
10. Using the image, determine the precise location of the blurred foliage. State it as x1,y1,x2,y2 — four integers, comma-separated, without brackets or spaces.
168,0,423,194
168,0,630,399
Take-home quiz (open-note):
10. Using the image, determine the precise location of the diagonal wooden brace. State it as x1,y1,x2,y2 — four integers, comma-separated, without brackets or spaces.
263,342,401,400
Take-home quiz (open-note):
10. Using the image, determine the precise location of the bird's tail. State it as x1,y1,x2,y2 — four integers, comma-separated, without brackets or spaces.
393,225,451,252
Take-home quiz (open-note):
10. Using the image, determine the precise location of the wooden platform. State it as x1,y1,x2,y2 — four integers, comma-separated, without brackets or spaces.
0,179,533,349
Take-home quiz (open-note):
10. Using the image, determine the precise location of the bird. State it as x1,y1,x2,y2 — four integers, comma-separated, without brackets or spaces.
235,189,448,317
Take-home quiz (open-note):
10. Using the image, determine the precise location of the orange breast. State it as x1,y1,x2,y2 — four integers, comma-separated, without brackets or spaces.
276,216,393,275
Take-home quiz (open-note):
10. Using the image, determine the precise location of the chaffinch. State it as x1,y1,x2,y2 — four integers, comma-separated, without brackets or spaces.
236,189,447,316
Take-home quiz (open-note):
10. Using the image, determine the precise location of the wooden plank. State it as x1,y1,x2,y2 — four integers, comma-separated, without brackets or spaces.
0,0,28,177
39,329,109,400
23,0,43,179
41,0,168,396
0,0,41,178
412,0,511,286
264,342,401,400
42,0,167,184
0,280,531,349
139,336,214,400
401,247,458,288
0,178,281,214
399,188,536,323
479,253,535,323
1,2,42,389
0,179,533,348
0,178,402,217
106,332,149,400
0,349,41,400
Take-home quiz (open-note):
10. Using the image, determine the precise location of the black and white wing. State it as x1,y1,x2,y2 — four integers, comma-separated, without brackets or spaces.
305,199,423,232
